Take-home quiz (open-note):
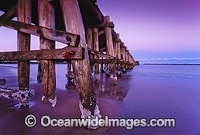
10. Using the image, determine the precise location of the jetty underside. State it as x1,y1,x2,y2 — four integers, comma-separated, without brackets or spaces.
0,0,136,118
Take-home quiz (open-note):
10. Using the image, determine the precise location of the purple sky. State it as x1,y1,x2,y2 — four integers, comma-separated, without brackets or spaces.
0,0,200,63
98,0,200,63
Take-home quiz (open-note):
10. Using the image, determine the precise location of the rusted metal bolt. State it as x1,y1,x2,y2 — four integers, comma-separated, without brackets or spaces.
66,36,72,43
68,51,75,55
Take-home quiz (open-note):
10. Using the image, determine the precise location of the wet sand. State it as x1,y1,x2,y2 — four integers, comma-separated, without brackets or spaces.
0,64,131,135
0,83,116,135
0,64,200,135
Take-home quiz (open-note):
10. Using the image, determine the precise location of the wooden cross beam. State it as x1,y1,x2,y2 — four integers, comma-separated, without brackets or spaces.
98,30,105,35
92,22,114,29
0,4,17,19
0,47,84,61
79,0,104,22
91,59,129,64
88,49,115,59
0,17,80,46
91,59,115,64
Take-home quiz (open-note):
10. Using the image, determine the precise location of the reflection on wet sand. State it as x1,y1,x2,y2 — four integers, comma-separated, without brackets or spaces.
98,88,128,101
65,80,76,90
64,72,131,102
94,72,130,101
92,73,129,101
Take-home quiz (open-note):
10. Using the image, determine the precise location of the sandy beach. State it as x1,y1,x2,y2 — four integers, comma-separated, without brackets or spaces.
0,64,200,135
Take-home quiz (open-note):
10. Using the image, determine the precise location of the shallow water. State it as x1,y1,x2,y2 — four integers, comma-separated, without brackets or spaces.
111,65,200,135
0,64,200,135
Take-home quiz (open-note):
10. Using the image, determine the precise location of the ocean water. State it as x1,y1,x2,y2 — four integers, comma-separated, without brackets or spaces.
111,65,200,135
0,64,69,89
0,64,200,135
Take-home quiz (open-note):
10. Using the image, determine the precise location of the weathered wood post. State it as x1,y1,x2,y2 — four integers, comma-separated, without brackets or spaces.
127,51,130,69
66,60,74,81
104,16,117,85
116,33,121,76
127,51,131,69
113,36,118,76
60,0,101,118
17,0,31,90
132,56,136,68
87,28,93,49
100,62,104,73
125,48,129,70
121,43,126,73
87,28,94,73
114,40,117,58
37,62,42,83
129,55,133,69
38,0,56,107
93,28,100,83
105,63,109,76
100,50,104,73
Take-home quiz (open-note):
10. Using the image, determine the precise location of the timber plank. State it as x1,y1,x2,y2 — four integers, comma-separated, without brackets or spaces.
0,47,84,61
0,17,80,46
0,4,17,19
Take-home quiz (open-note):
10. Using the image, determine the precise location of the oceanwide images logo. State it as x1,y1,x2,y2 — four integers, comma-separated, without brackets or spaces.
25,114,176,129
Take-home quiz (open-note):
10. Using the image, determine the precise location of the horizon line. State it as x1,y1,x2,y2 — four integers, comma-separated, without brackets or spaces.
137,57,200,61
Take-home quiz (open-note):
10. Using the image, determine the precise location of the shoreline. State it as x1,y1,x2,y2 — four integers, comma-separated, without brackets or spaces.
143,63,200,65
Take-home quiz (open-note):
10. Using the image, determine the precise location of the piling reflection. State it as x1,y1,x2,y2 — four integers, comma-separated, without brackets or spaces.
97,87,129,101
65,71,132,102
65,80,76,90
94,72,130,101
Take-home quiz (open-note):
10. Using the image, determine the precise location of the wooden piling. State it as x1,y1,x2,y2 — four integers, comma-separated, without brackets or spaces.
116,33,121,76
132,56,136,68
113,36,118,77
100,63,104,73
68,61,72,76
93,28,100,83
121,43,126,73
86,28,94,73
66,61,75,81
114,41,117,58
17,0,31,90
127,51,131,69
37,62,42,83
105,63,109,76
38,0,56,107
104,16,117,85
60,0,100,118
125,48,129,70
129,55,134,69
87,28,93,49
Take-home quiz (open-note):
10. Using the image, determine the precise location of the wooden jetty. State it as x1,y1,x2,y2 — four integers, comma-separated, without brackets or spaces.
0,0,136,118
